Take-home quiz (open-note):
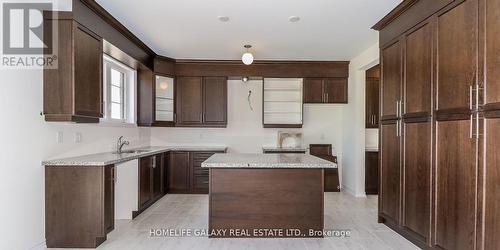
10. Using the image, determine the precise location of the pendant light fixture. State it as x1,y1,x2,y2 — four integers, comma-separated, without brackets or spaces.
241,45,254,65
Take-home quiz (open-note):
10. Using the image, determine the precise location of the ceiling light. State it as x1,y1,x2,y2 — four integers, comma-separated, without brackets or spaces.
289,16,300,22
218,16,230,22
159,82,168,90
241,45,254,65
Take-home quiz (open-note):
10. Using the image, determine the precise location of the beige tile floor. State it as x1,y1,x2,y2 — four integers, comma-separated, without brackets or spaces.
55,192,420,250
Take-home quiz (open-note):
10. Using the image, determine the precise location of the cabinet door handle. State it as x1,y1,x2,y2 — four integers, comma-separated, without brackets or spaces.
152,156,156,168
396,101,399,118
469,114,474,139
326,93,329,103
469,85,474,111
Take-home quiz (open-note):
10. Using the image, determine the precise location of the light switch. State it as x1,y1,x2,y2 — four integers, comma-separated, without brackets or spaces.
56,131,63,143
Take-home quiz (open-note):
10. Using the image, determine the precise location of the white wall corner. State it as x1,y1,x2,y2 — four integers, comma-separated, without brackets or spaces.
342,42,380,197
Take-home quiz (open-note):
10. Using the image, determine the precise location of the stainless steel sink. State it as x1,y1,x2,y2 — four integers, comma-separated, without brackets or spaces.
113,149,151,154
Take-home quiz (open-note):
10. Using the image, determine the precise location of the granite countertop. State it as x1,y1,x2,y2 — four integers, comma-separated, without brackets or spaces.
43,146,228,167
365,147,379,152
261,146,307,152
201,153,337,169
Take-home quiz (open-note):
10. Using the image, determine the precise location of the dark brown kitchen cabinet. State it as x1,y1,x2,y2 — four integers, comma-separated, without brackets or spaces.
168,152,190,193
191,152,213,193
203,77,228,125
435,0,477,114
176,77,203,126
483,117,500,250
309,144,340,192
379,122,400,225
168,151,226,194
176,76,227,127
104,165,115,234
373,0,499,249
364,151,379,195
380,40,401,120
402,121,431,243
43,12,103,122
138,157,152,209
366,65,380,128
483,1,500,249
303,78,348,104
137,154,164,214
137,71,176,127
152,155,163,199
45,165,115,248
404,22,432,117
323,78,348,103
435,120,477,250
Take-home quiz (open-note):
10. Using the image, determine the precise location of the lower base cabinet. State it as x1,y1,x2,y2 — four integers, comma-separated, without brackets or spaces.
104,165,115,234
365,152,379,195
135,153,165,217
45,165,115,248
168,151,226,194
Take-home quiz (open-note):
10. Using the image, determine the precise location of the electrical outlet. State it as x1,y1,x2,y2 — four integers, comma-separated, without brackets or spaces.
320,133,325,141
56,131,63,143
74,132,82,143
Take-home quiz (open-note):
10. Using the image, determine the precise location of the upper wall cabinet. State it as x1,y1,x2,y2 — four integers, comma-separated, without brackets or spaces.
176,76,227,127
303,78,348,104
155,76,175,125
43,12,103,122
137,69,176,127
263,78,303,128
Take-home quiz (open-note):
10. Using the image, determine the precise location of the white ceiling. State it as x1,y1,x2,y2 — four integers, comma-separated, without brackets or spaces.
96,0,401,61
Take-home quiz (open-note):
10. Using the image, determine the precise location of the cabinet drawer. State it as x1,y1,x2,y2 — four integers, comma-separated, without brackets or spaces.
194,167,209,175
193,175,209,190
192,152,217,166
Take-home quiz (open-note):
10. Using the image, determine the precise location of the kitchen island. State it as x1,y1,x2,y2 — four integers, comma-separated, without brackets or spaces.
201,153,337,238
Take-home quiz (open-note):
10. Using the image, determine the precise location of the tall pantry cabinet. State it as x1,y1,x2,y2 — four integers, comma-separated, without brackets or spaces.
373,0,500,249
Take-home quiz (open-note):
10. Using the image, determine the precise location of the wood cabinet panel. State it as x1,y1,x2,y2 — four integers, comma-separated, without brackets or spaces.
168,152,190,193
381,41,402,119
484,0,500,110
324,78,348,103
303,78,324,103
365,152,379,195
176,77,203,125
405,22,432,116
402,122,431,243
138,157,152,208
152,155,163,200
74,25,103,118
104,165,114,234
436,0,477,112
43,14,103,122
366,71,380,128
380,122,400,223
203,77,227,125
435,120,476,250
483,117,500,250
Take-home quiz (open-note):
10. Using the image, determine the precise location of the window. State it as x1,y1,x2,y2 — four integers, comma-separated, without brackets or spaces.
102,55,136,124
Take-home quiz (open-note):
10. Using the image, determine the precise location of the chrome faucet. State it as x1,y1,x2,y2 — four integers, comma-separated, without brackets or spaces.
116,136,130,154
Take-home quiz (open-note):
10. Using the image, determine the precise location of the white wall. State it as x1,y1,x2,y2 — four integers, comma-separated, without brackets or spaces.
341,43,379,197
0,67,150,250
151,79,345,178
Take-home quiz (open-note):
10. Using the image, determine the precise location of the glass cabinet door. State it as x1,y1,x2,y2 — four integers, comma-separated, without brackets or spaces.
155,76,174,122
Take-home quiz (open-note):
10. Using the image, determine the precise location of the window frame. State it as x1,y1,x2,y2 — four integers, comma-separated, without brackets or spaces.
102,55,136,125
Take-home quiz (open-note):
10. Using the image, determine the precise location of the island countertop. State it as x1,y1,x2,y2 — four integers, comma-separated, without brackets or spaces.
201,153,337,169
